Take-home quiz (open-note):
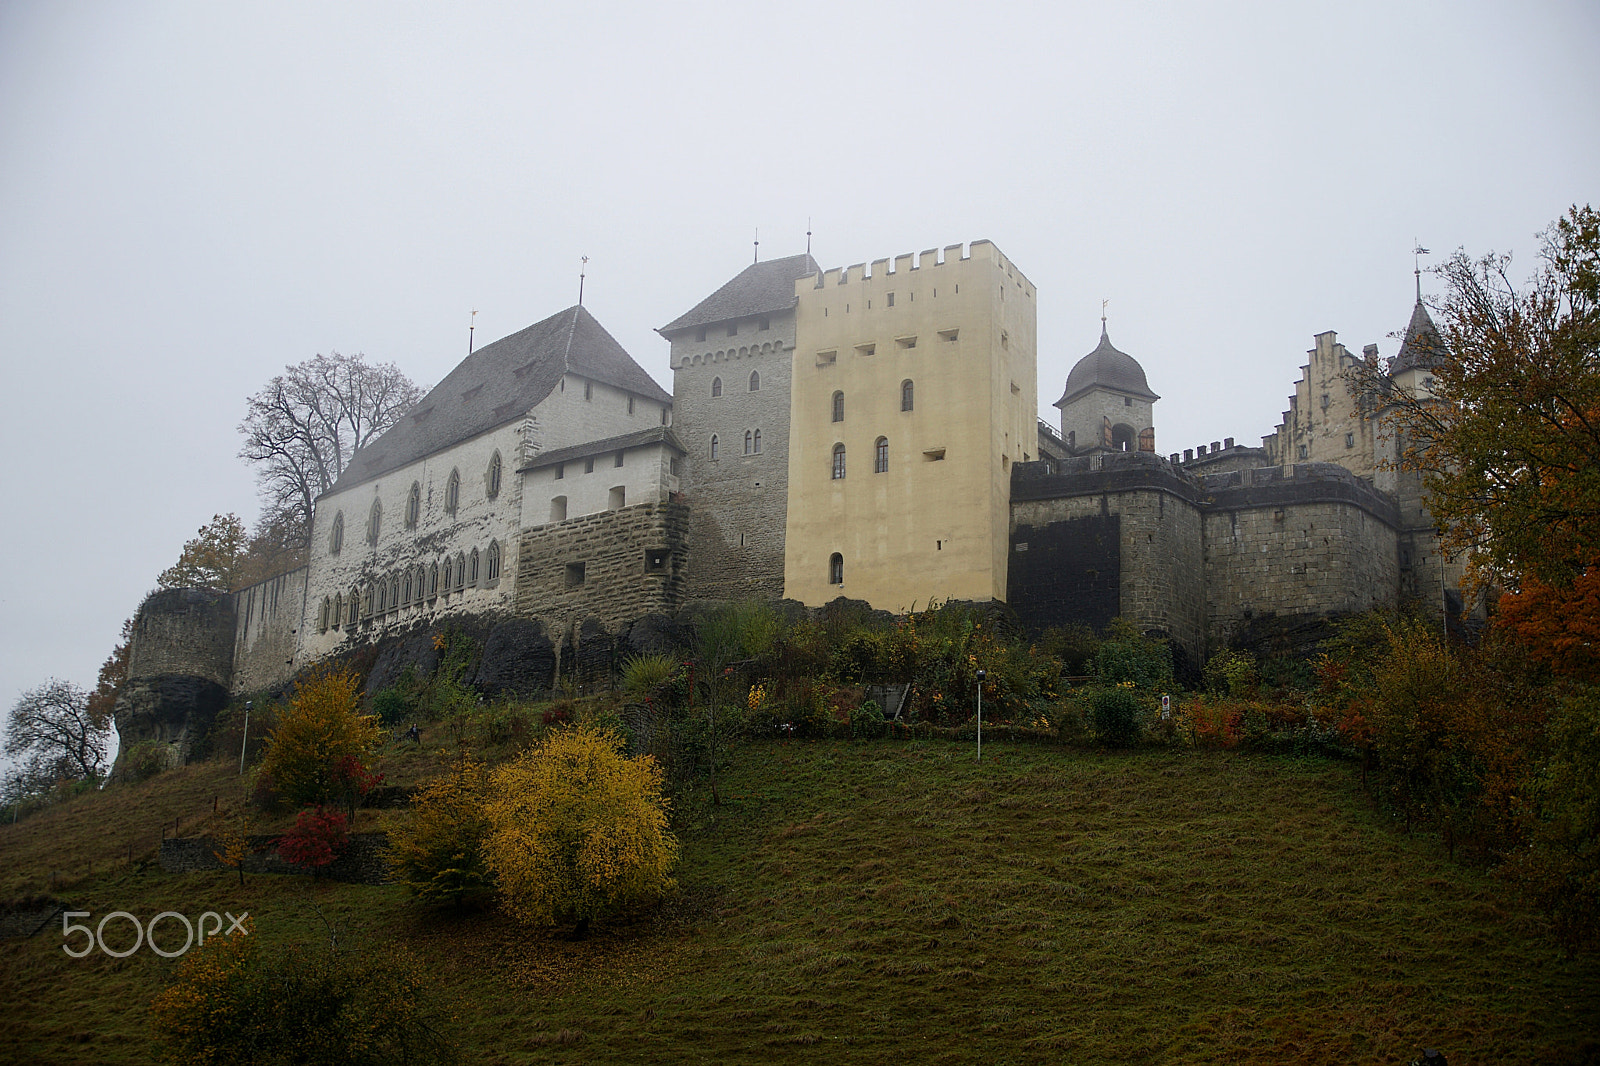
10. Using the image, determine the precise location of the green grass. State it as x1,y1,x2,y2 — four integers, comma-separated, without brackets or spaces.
2,737,1596,1064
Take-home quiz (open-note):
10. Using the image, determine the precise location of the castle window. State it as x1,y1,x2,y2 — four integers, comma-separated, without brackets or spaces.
332,592,342,629
584,457,595,474
939,328,958,342
455,553,467,591
443,555,453,592
855,343,876,357
369,583,381,615
1124,397,1131,407
348,588,359,626
468,548,480,587
829,553,844,585
367,499,382,545
1345,433,1355,449
832,391,844,423
554,463,564,480
429,562,439,598
405,482,421,528
711,377,723,398
401,571,412,606
753,429,761,454
875,437,889,473
896,335,917,349
727,322,737,337
696,327,707,342
550,496,567,522
628,396,635,414
584,381,593,401
487,452,502,499
744,430,753,455
566,562,586,587
615,451,624,468
710,434,719,460
887,292,895,307
319,597,331,633
901,380,914,412
749,370,760,392
832,443,846,480
816,349,837,366
330,512,344,555
661,407,669,425
1298,444,1309,460
486,540,501,585
609,486,626,509
446,469,460,514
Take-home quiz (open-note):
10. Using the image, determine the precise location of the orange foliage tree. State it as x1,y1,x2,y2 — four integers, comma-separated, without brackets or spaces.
1493,562,1600,682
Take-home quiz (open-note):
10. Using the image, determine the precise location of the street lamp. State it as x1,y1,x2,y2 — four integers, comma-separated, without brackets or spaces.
975,669,986,761
239,701,253,775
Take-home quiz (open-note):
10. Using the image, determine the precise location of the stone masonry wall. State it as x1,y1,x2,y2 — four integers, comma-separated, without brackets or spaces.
159,832,392,885
515,500,691,634
1202,464,1399,646
1011,453,1207,665
126,588,236,687
231,566,307,694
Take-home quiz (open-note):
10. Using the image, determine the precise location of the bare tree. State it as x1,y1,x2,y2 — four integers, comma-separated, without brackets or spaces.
4,680,109,783
238,352,423,550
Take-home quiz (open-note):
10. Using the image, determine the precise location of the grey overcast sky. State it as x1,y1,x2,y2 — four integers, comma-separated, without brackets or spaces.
1,0,1596,718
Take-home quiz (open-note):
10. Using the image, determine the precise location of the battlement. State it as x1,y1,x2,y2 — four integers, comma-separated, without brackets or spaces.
799,239,1032,295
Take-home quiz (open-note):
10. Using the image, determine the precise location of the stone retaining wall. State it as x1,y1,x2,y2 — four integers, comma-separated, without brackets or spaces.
159,831,392,885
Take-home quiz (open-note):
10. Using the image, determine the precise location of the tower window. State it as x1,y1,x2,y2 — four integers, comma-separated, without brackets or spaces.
584,381,592,401
446,469,461,513
405,482,421,528
367,499,382,545
829,553,844,585
615,451,625,468
749,370,760,392
550,496,567,522
1124,397,1131,407
832,443,846,480
744,430,753,455
753,429,761,453
832,391,845,423
486,452,502,499
901,379,914,412
710,434,719,460
1345,433,1355,449
875,437,888,473
711,377,722,398
584,457,595,474
330,512,344,555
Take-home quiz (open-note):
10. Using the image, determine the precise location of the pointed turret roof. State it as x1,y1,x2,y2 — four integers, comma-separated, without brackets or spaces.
658,253,820,336
1054,326,1160,408
329,305,668,493
1392,299,1447,372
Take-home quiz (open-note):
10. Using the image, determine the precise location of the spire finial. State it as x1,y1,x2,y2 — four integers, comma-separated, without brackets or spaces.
754,227,759,264
806,217,812,256
1413,241,1430,302
468,308,477,355
578,255,588,307
1101,298,1109,335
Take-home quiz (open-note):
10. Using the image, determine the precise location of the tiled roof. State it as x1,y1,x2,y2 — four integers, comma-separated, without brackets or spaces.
329,305,668,493
520,427,686,471
1054,326,1160,407
659,253,820,336
1392,299,1447,372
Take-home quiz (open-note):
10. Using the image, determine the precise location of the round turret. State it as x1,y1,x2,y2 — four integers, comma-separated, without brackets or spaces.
1056,327,1159,407
1054,326,1159,453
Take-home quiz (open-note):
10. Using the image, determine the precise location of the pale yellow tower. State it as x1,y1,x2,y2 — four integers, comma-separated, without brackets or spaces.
782,241,1037,608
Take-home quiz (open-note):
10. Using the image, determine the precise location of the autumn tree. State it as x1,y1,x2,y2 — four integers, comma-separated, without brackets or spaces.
238,351,423,551
1363,205,1600,592
484,726,677,936
387,752,495,909
156,513,249,592
258,669,383,809
85,617,133,727
276,806,350,877
4,680,110,784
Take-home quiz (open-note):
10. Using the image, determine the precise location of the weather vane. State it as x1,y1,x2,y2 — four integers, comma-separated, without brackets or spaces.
579,256,589,307
1413,241,1430,301
468,308,477,355
1101,298,1109,327
754,228,760,264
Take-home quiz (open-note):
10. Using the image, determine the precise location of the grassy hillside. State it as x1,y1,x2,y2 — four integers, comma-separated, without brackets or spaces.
2,738,1596,1064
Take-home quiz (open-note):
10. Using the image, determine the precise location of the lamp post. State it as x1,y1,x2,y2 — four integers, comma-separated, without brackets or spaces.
975,669,986,761
239,701,253,775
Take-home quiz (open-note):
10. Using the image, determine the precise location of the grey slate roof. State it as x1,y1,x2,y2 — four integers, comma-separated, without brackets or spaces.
1054,326,1161,408
330,305,669,493
1392,299,1447,372
520,427,686,471
658,253,820,336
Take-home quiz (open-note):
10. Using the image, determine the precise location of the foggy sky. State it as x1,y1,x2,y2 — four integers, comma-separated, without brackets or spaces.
2,0,1596,727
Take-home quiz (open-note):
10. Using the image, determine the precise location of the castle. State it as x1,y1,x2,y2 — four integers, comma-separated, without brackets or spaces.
114,239,1461,762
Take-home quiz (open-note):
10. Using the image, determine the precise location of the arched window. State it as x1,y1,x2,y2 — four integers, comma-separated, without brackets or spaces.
442,555,454,593
744,430,753,455
319,597,331,633
348,588,360,626
405,482,421,528
362,585,375,618
429,561,439,598
831,443,846,480
455,553,467,591
445,469,460,515
710,434,719,460
749,370,760,392
875,436,889,473
486,540,501,583
829,553,844,585
417,565,428,603
832,391,845,423
486,451,502,499
367,498,382,545
468,548,480,586
389,573,400,612
901,379,914,412
332,592,343,630
401,570,412,606
753,429,761,454
374,579,386,614
711,377,723,398
330,512,344,555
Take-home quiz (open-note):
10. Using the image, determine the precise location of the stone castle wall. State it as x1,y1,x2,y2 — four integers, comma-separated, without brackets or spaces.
230,567,307,694
515,500,691,634
115,588,238,772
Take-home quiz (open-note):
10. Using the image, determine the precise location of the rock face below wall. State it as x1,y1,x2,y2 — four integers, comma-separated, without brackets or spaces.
113,674,230,772
361,614,560,700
